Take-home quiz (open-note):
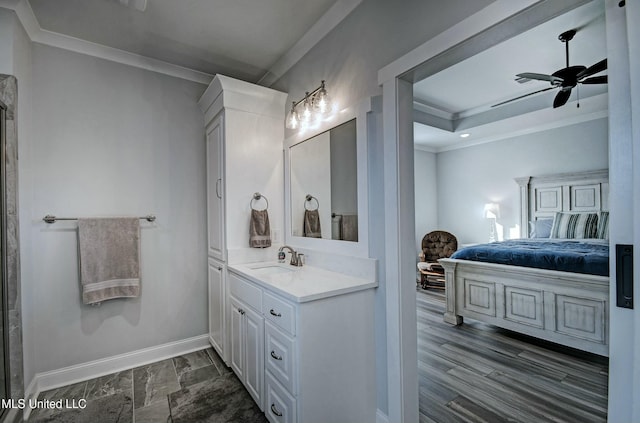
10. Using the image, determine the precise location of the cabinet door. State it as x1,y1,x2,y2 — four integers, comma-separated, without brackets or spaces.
229,296,244,380
244,306,265,410
208,259,225,359
206,114,225,260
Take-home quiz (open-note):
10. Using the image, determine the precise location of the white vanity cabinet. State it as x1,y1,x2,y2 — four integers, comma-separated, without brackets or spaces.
228,265,377,423
264,289,376,423
207,258,224,356
228,271,266,408
198,75,286,364
229,295,264,408
206,114,225,261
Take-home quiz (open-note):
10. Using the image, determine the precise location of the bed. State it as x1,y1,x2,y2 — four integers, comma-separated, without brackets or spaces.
439,169,610,356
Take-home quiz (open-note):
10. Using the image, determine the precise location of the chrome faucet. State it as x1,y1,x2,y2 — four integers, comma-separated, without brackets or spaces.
279,245,303,266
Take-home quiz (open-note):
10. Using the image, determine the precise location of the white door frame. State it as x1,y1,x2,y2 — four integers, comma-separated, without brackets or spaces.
605,0,639,422
378,0,638,421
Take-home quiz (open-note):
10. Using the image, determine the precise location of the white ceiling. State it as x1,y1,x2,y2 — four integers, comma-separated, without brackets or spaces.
27,0,343,83
413,0,607,152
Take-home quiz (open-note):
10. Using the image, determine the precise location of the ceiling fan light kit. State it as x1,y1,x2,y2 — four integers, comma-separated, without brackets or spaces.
494,28,607,109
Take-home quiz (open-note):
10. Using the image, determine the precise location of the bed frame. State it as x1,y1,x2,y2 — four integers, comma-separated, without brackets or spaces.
440,169,609,356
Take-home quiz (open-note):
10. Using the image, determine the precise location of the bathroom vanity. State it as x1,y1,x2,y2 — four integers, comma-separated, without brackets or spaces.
227,262,377,423
198,75,379,422
198,75,287,363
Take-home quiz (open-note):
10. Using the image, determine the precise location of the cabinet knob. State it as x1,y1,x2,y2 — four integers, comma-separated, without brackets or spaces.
269,309,282,317
217,266,222,271
270,404,283,417
270,350,283,361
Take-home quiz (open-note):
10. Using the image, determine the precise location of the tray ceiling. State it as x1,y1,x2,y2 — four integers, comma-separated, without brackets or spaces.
413,0,607,151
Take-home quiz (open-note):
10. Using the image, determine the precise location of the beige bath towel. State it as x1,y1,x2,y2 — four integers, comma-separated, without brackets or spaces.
77,218,140,305
341,214,358,242
303,209,322,238
249,209,271,248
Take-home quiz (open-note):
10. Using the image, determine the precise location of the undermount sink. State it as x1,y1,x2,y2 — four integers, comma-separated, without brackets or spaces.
248,264,296,275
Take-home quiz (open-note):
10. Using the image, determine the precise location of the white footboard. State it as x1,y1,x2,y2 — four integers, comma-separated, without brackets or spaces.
440,258,609,356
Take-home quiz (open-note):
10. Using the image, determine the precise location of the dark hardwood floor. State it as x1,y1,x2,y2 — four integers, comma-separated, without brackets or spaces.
417,288,608,423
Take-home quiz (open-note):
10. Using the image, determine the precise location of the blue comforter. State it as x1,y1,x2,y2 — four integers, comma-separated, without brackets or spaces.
450,239,609,276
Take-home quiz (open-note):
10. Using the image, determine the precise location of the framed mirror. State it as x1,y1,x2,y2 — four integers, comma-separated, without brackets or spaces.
290,119,357,241
284,97,372,257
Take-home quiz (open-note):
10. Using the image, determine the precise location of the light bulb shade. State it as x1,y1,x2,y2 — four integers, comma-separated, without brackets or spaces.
301,93,312,122
316,89,331,114
286,103,299,129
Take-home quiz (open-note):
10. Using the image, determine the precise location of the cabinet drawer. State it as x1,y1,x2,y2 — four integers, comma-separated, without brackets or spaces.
229,272,262,312
265,322,296,394
263,291,296,335
265,371,296,423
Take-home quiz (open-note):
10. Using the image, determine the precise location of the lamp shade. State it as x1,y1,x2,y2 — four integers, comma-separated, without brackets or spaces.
484,203,500,219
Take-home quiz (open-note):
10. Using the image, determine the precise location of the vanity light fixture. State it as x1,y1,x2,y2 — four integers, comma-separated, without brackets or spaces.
286,80,332,130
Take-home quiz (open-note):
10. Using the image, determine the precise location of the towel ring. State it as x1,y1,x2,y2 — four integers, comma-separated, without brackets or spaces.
251,192,269,211
305,195,319,211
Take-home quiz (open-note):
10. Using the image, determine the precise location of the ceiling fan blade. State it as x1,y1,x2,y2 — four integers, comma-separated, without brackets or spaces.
577,59,607,80
491,86,556,108
580,75,608,84
516,73,562,84
553,88,572,108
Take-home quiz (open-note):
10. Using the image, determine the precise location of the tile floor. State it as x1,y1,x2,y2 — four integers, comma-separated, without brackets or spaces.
28,347,266,423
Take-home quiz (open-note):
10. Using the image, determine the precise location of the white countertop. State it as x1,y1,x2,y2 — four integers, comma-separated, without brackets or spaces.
228,261,378,303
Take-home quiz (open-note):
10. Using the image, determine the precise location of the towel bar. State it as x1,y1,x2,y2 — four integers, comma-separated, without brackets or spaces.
43,215,156,224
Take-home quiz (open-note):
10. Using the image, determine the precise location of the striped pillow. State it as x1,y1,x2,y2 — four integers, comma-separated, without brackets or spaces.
597,211,609,240
550,212,599,239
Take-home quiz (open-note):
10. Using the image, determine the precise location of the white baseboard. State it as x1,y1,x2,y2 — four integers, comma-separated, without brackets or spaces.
29,334,209,396
376,409,389,423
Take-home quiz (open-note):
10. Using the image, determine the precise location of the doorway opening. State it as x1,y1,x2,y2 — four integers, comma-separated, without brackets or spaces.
410,2,610,420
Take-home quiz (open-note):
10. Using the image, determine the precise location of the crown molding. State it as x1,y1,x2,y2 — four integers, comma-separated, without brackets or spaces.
437,105,608,153
3,0,214,84
412,99,454,120
413,143,437,153
4,0,361,87
257,0,362,87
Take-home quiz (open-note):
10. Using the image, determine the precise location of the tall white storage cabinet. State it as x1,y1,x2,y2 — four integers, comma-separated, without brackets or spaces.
198,75,287,364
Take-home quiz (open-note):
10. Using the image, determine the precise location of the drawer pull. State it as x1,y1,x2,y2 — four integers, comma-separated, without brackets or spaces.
269,309,282,317
270,350,283,361
238,308,245,315
271,403,283,417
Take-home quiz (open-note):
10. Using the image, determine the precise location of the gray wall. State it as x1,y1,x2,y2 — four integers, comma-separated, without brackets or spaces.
0,9,14,75
414,149,437,252
272,0,496,415
23,43,208,377
434,118,609,244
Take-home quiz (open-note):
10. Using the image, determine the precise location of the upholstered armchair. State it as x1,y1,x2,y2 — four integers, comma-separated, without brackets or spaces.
417,230,457,289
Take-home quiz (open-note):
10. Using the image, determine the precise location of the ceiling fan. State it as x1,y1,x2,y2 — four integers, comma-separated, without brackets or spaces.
493,29,607,109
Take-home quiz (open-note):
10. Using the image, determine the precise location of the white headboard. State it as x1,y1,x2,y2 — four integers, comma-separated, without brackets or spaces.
515,169,609,238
